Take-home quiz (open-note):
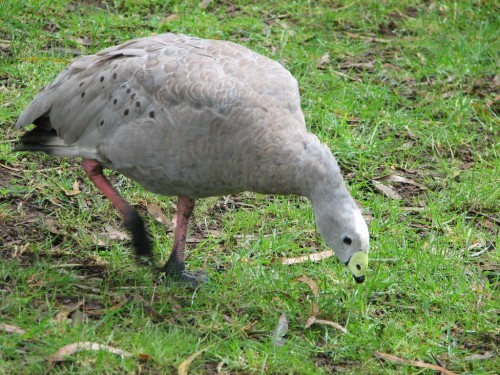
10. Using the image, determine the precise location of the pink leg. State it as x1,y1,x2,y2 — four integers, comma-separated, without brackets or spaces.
171,196,195,265
82,159,152,261
162,196,207,285
162,196,195,274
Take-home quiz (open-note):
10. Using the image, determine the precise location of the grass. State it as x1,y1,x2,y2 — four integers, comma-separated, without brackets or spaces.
0,0,498,374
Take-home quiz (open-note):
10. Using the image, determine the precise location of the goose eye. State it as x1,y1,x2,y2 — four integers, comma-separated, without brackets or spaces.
343,236,352,245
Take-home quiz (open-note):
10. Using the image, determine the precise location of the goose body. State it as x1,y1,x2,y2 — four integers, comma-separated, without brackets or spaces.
15,33,369,284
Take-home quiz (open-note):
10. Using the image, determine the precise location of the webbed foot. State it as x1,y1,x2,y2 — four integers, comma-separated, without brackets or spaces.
157,267,209,288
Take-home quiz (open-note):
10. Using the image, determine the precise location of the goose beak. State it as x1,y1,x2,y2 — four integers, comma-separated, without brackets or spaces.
346,251,368,284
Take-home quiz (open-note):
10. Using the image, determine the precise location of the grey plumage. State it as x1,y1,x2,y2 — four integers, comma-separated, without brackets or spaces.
15,33,369,282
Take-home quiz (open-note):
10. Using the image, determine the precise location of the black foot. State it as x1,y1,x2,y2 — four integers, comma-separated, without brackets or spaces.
158,258,208,287
156,268,209,288
123,206,153,264
178,270,209,287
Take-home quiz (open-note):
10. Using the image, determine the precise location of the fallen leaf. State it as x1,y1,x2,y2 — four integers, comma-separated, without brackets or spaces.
147,203,171,228
339,61,374,71
304,315,316,329
11,243,29,258
208,229,221,237
67,36,92,47
378,174,427,190
383,62,402,72
332,69,362,82
73,284,103,294
132,293,165,320
0,323,26,335
81,301,106,317
316,52,330,70
297,276,320,317
343,31,390,43
399,140,414,149
138,353,153,361
312,303,319,317
404,125,418,140
163,296,182,311
178,344,214,375
104,225,130,240
371,180,403,200
93,225,130,246
464,351,494,361
0,39,11,53
44,20,59,33
442,91,456,99
417,52,427,64
460,161,474,170
281,250,335,265
374,352,458,375
65,180,81,196
44,218,63,235
297,276,319,298
401,206,425,212
271,313,288,346
314,319,347,333
297,263,361,336
53,301,86,327
93,238,106,247
49,342,133,363
216,361,225,373
164,14,178,22
470,210,500,226
199,0,213,9
304,317,348,333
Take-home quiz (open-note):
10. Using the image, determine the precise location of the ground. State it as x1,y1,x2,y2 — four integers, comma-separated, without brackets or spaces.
0,1,498,374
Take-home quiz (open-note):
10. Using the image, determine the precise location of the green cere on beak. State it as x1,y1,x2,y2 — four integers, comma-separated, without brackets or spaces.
347,251,368,284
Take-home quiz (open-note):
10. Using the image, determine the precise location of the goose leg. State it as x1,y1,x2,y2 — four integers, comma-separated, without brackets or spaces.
161,196,208,286
82,158,153,263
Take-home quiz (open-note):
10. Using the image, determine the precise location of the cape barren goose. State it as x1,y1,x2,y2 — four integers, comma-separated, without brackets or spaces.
15,33,369,285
